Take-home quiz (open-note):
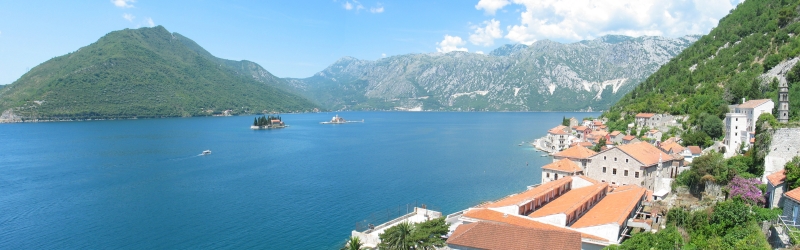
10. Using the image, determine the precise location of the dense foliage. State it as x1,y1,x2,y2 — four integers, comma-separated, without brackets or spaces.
609,199,777,249
377,218,449,250
0,26,317,120
785,156,800,189
605,0,800,128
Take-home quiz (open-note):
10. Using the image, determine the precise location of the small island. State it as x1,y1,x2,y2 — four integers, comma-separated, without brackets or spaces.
251,115,286,129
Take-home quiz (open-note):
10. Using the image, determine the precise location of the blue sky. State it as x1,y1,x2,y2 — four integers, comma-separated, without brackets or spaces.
0,0,743,85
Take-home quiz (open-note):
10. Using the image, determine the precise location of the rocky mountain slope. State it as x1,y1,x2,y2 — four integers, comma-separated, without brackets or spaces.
0,26,317,122
283,35,699,111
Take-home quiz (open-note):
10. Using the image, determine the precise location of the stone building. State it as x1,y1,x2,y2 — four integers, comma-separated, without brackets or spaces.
767,170,787,209
779,80,790,123
585,142,684,195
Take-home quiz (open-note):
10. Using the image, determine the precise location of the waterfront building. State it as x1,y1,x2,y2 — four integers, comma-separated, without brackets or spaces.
552,145,597,169
541,159,584,184
446,176,651,249
544,125,574,151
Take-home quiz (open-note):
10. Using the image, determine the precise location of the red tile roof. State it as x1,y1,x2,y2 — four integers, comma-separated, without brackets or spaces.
485,177,572,208
554,145,597,159
768,170,786,186
571,186,646,228
570,141,594,147
687,146,702,155
622,135,636,141
660,141,684,154
548,125,569,135
609,131,621,136
612,142,675,166
635,113,655,118
574,126,588,131
462,208,606,242
785,187,800,203
542,159,583,173
446,221,582,250
737,99,772,109
530,183,609,218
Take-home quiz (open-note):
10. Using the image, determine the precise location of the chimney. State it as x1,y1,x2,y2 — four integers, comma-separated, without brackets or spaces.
742,97,746,104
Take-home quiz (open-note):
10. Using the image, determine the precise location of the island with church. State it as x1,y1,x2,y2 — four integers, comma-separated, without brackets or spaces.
250,115,286,129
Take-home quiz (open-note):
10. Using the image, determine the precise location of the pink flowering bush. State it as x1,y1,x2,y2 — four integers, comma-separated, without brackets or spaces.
726,176,765,205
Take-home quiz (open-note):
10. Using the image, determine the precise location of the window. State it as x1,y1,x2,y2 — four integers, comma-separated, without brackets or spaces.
624,170,629,176
555,174,559,180
625,159,629,163
604,156,607,160
613,168,617,175
601,180,605,182
614,157,617,162
602,167,607,173
546,173,550,178
635,172,640,178
612,182,616,185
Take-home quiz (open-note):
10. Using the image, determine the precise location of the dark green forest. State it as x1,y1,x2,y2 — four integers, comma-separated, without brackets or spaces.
0,26,317,120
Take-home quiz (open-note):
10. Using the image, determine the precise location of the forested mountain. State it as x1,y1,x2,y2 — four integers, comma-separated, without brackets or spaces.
605,0,800,130
0,26,317,122
282,35,698,111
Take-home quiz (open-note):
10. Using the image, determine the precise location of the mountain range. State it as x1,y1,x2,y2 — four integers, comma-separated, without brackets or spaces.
280,35,699,111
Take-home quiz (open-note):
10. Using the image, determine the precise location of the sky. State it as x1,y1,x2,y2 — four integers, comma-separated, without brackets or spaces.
0,0,744,85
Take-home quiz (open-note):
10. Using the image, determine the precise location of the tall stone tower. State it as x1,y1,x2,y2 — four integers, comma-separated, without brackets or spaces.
779,80,789,123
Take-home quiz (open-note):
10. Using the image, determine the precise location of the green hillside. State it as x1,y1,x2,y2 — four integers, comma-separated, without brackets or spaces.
0,26,317,121
605,0,800,129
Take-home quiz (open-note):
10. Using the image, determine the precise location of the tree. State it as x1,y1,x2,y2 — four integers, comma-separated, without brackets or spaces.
378,221,414,250
701,114,724,139
785,156,800,190
410,218,449,249
341,236,364,250
378,218,450,250
562,116,570,126
726,177,765,205
592,137,606,152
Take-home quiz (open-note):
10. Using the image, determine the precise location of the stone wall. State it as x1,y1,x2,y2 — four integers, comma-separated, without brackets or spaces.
763,128,800,183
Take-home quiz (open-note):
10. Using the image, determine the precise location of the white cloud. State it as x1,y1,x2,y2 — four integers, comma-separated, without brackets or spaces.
502,0,744,45
370,6,384,13
469,19,503,46
436,35,469,53
475,0,510,15
343,1,365,11
123,13,135,22
111,0,135,8
476,51,485,54
145,17,155,27
381,53,387,58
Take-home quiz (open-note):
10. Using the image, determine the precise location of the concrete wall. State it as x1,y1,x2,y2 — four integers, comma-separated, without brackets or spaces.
725,113,748,158
581,241,608,250
490,206,519,216
764,128,800,182
575,224,620,243
531,214,567,227
572,176,595,189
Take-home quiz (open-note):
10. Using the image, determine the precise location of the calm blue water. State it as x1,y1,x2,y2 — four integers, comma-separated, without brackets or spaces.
0,111,597,249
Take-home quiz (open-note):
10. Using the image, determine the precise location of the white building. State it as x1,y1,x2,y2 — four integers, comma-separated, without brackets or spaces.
723,99,774,157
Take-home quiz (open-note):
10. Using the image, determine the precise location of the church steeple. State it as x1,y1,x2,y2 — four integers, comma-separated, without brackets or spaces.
779,79,789,123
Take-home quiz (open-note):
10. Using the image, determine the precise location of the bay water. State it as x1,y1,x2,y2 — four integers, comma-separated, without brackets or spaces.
0,111,597,249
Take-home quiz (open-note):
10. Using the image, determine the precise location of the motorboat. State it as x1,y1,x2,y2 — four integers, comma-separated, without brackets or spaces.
201,150,212,155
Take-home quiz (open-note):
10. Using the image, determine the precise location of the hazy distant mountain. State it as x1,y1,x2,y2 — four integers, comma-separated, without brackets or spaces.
0,26,317,121
283,35,699,111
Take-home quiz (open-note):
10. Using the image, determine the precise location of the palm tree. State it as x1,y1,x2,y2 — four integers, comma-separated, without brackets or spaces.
378,221,414,250
341,236,363,250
